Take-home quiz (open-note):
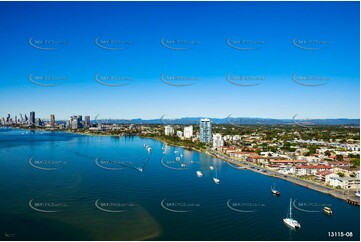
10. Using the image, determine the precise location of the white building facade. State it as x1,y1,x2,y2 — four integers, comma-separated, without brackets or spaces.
164,125,174,136
212,133,224,149
184,125,193,139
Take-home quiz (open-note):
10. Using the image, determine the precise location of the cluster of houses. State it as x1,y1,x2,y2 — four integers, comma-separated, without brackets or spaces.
216,146,360,191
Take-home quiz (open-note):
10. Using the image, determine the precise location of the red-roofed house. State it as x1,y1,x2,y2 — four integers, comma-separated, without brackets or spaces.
246,155,273,164
315,170,334,182
269,159,307,168
327,161,352,167
295,165,333,176
234,152,257,159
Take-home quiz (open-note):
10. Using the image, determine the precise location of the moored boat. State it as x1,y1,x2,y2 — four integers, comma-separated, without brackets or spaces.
283,198,301,229
213,177,220,184
213,167,220,184
271,183,280,196
323,207,332,215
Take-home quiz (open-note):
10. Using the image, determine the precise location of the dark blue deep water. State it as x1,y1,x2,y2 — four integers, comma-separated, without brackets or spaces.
0,128,359,240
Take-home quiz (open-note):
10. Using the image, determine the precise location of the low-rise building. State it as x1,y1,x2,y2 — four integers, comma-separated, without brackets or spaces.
295,165,333,176
268,159,307,168
328,176,360,190
315,170,334,182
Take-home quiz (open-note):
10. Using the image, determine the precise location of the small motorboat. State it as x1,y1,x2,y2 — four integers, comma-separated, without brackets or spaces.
213,177,220,184
196,171,203,177
209,166,214,170
323,207,332,215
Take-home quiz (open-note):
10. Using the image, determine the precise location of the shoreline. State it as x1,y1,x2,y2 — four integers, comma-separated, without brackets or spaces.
7,127,361,205
145,135,359,205
208,148,360,205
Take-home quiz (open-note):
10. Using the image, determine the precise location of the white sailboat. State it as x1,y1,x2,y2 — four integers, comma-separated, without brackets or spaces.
213,167,220,184
271,183,280,196
283,198,301,229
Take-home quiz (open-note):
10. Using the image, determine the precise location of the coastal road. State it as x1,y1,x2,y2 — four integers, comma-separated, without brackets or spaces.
206,148,359,204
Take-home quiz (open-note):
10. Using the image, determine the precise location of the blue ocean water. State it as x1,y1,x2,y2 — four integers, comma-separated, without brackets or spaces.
0,128,359,240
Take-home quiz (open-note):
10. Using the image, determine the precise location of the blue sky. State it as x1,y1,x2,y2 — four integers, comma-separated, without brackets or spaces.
0,1,359,120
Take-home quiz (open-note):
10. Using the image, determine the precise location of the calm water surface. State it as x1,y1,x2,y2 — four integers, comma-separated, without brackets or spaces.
0,128,359,240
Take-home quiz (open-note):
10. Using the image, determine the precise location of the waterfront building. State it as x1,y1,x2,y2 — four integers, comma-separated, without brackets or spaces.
316,170,334,182
35,118,41,126
30,111,35,125
50,114,55,127
212,133,224,149
164,125,174,136
177,130,183,138
85,116,90,127
328,176,360,190
295,165,333,176
184,125,193,139
71,119,78,129
200,118,212,143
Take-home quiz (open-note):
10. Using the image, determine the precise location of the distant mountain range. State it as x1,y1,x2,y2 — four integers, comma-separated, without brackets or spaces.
88,117,360,126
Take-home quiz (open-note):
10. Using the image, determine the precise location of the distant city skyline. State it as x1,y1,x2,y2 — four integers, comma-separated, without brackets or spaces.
0,1,359,119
